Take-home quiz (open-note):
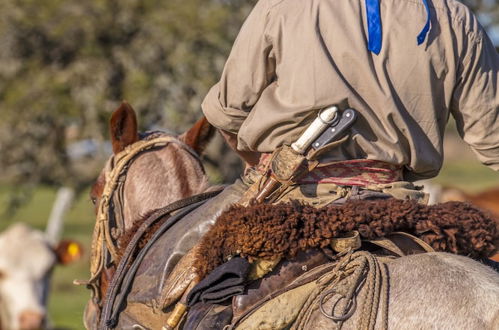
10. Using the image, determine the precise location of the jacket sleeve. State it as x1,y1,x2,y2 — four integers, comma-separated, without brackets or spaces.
451,28,499,170
202,0,275,134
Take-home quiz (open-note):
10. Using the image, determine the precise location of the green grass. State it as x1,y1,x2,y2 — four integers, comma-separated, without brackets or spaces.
434,127,499,191
434,159,499,191
0,153,499,329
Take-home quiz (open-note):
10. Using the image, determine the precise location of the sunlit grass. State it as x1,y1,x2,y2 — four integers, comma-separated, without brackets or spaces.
434,159,499,191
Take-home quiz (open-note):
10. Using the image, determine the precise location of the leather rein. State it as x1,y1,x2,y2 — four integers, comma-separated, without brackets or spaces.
80,134,207,303
101,189,222,329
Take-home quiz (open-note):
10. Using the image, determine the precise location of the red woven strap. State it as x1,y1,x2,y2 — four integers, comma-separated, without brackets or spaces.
254,154,402,186
299,160,402,186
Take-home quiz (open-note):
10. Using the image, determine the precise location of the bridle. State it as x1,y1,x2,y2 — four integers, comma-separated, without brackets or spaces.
79,133,204,304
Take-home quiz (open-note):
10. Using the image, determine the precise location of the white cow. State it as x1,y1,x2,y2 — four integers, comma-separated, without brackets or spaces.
0,223,81,330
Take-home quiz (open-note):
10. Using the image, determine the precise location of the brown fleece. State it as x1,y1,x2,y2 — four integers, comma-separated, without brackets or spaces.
193,199,498,278
116,213,167,262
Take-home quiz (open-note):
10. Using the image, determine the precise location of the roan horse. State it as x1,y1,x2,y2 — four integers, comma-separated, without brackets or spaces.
85,102,499,329
84,102,216,327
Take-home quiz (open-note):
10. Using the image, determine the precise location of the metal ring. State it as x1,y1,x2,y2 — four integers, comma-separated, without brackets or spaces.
319,289,357,322
317,107,339,125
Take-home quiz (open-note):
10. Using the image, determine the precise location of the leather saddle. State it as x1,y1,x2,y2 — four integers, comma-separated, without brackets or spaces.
182,232,433,330
93,190,438,329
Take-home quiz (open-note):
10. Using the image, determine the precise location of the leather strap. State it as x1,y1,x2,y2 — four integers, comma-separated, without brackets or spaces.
367,238,406,257
367,231,434,257
100,189,223,329
389,231,434,253
89,135,203,288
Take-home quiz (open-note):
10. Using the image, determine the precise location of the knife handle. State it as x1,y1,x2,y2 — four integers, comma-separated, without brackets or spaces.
311,108,358,150
291,106,338,154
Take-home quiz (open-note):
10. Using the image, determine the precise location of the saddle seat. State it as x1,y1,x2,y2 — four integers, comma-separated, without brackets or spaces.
92,180,496,329
183,232,433,330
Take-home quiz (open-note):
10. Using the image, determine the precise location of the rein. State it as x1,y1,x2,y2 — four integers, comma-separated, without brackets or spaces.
101,189,223,329
83,135,204,302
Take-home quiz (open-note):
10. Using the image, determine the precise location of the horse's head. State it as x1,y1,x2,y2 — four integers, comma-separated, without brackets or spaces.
86,102,215,310
90,102,215,230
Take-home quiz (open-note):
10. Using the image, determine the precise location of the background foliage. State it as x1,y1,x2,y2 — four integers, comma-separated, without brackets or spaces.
0,0,498,196
0,0,255,204
0,1,498,328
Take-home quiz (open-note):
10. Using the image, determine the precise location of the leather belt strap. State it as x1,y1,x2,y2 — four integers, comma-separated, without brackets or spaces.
367,232,434,257
256,156,402,187
101,188,223,329
299,159,402,186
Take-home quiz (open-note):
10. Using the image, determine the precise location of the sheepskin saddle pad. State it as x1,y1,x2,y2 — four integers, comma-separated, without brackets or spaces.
179,198,498,330
194,198,498,278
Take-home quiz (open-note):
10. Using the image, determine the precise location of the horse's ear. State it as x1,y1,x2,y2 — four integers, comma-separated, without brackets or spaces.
179,117,216,155
110,101,139,154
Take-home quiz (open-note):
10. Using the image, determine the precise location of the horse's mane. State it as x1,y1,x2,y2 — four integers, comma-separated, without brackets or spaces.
116,210,168,262
139,130,176,141
193,199,498,278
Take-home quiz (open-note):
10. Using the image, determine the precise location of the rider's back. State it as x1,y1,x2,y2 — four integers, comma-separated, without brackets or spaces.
202,0,499,180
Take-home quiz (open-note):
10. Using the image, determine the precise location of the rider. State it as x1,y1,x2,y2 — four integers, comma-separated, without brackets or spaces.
203,0,498,187
161,0,498,327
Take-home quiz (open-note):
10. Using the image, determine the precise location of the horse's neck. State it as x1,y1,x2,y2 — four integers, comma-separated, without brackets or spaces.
122,144,208,230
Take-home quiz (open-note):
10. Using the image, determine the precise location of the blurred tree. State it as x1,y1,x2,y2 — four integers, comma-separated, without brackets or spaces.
0,0,253,210
0,0,497,211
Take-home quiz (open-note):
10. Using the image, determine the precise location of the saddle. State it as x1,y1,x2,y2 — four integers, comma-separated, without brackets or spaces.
181,232,433,330
90,186,498,330
163,194,496,329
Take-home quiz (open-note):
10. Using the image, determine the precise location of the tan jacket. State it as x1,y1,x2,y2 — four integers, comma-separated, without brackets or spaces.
202,0,499,180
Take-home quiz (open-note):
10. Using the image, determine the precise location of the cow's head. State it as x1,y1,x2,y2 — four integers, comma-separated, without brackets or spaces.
0,223,82,330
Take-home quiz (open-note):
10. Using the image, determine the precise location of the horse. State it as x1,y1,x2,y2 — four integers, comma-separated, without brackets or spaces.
83,102,216,322
84,102,499,329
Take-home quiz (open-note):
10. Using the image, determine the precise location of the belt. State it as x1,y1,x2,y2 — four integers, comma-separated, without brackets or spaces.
254,154,402,187
299,159,402,186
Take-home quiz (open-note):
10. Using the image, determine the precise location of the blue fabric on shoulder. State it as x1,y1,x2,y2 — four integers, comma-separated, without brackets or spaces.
365,0,431,54
417,0,431,45
365,0,382,55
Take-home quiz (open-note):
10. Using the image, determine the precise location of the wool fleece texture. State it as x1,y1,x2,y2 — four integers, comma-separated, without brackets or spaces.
194,199,498,278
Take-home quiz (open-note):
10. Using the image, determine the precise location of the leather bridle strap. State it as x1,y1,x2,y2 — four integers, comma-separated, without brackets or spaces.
100,188,223,329
88,135,203,291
